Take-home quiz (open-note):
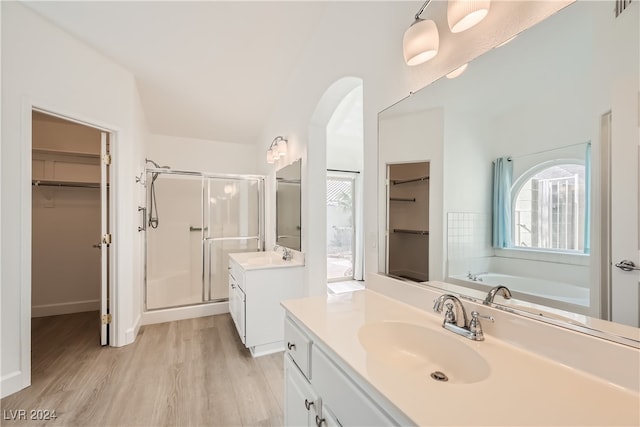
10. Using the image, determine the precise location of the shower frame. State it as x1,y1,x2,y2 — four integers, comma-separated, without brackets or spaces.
143,167,265,311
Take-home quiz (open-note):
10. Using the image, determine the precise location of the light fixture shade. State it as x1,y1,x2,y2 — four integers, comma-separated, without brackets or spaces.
446,63,468,79
277,138,287,157
266,149,275,164
403,18,439,66
447,0,490,33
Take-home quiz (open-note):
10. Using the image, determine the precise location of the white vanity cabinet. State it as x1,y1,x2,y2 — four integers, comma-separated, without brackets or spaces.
284,315,400,427
228,252,304,357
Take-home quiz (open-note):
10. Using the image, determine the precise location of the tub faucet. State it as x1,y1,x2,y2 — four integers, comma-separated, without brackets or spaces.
483,285,512,305
433,294,493,341
467,271,488,281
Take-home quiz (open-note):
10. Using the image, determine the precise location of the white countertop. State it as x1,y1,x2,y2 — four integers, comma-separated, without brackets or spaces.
282,289,640,426
229,250,304,270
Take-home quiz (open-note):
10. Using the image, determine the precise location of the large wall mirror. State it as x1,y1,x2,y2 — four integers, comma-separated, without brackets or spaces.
276,158,302,251
378,1,639,344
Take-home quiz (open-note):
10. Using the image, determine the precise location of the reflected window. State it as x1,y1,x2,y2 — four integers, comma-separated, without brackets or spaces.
513,163,586,252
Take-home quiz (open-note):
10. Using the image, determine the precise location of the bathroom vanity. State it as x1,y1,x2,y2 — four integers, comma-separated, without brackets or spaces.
228,250,304,357
282,274,639,426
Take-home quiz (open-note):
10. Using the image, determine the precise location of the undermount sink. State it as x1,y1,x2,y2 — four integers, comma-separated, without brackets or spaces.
358,321,490,384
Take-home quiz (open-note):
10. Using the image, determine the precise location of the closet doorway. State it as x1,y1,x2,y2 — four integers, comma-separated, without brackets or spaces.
386,161,430,281
31,110,112,346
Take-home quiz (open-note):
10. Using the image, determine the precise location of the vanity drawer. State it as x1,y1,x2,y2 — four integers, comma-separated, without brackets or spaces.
284,316,312,379
228,258,245,290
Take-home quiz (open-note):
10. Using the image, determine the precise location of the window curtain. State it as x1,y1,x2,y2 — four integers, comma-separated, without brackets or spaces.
492,157,513,248
584,142,591,254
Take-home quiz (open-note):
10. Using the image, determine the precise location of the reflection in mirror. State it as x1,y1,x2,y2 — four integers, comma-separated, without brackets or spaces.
276,159,301,251
378,1,639,343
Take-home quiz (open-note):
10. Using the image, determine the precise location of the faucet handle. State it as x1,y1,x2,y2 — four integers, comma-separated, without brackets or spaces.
444,302,456,324
471,311,495,322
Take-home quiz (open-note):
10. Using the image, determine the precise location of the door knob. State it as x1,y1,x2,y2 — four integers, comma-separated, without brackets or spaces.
93,243,102,249
614,260,640,271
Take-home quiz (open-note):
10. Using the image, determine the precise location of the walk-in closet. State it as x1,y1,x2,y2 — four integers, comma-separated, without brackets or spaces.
31,111,105,339
387,161,430,281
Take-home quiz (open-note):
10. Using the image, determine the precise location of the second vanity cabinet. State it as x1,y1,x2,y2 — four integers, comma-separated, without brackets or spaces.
228,252,304,357
284,316,400,426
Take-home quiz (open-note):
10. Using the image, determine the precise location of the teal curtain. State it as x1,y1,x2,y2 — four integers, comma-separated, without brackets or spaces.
492,157,513,248
584,142,591,254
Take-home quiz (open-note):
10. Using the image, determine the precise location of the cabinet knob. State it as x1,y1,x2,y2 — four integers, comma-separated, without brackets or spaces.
287,342,296,351
231,283,235,289
304,399,314,411
315,415,325,427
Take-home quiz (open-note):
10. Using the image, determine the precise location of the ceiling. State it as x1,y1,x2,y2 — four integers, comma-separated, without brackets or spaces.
24,1,332,145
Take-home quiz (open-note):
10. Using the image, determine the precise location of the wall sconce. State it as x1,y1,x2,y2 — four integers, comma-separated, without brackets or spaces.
403,0,439,66
447,0,490,33
266,136,288,164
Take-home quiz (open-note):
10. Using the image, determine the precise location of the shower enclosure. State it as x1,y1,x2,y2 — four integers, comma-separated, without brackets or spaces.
144,168,264,310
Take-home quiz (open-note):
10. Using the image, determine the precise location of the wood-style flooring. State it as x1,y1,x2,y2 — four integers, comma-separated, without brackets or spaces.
1,312,284,426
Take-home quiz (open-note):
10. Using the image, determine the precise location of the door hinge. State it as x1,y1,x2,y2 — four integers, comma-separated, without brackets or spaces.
103,154,112,165
102,233,112,244
102,313,112,325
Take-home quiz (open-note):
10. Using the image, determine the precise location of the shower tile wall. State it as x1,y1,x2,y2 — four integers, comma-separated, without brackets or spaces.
447,212,492,276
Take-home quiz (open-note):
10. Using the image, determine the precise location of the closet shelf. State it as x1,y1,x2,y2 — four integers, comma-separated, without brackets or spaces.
391,176,429,185
390,197,416,202
393,229,429,236
32,148,100,159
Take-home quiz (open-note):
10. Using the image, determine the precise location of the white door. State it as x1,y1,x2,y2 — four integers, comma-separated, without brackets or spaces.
100,132,111,345
609,76,640,327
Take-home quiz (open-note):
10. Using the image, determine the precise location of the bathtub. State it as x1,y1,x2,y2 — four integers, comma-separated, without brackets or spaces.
448,272,590,314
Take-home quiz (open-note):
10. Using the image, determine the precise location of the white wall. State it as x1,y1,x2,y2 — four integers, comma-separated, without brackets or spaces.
146,134,259,175
1,2,147,397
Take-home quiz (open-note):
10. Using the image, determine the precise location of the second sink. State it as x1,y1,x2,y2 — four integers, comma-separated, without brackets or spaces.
358,321,490,384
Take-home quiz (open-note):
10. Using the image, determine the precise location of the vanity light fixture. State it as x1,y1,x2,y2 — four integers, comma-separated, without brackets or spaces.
446,63,468,79
266,136,288,164
403,0,439,66
447,0,490,33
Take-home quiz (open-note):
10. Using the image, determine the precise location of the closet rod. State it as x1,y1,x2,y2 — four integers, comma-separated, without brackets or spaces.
393,229,429,236
391,176,429,185
32,180,100,189
390,197,416,202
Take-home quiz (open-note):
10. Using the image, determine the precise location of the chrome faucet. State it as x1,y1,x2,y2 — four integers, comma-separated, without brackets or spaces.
274,244,292,261
433,294,493,341
483,285,512,305
467,271,488,281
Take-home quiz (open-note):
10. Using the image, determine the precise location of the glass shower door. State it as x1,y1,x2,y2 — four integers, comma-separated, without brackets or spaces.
204,177,263,301
145,172,203,310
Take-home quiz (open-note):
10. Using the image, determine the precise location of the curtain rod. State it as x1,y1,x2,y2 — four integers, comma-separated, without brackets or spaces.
507,141,590,161
327,168,360,174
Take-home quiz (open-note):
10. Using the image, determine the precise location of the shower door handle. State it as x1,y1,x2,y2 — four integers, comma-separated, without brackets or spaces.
138,206,146,232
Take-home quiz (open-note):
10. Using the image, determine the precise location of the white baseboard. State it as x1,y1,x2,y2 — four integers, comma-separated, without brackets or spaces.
31,299,100,318
0,370,27,399
141,301,229,326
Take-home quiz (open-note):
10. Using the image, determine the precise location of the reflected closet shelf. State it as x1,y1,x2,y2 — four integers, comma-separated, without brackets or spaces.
391,176,429,185
393,229,429,236
390,197,416,202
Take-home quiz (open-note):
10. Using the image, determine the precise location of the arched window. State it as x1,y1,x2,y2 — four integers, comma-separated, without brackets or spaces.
512,162,586,252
